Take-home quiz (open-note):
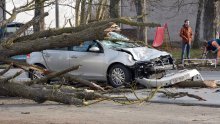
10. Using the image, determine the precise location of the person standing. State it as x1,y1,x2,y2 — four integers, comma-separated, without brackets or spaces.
179,19,193,64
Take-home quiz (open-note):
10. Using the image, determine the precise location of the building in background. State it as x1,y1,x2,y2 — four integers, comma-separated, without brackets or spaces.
120,0,200,43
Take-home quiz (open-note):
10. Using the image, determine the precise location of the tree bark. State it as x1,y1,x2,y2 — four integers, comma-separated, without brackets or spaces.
193,0,204,49
203,0,215,40
80,0,86,24
110,0,120,18
86,0,93,23
135,0,148,42
75,0,81,26
1,12,48,48
0,81,94,105
96,0,107,20
214,0,220,38
0,18,159,58
33,0,45,32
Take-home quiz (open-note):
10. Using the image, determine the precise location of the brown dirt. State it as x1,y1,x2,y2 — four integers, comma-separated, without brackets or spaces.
0,97,220,124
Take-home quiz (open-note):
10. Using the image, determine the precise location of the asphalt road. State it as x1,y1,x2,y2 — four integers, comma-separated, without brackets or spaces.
0,69,220,124
200,71,220,80
1,69,219,81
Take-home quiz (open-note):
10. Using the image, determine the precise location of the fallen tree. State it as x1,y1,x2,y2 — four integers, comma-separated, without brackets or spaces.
0,11,164,105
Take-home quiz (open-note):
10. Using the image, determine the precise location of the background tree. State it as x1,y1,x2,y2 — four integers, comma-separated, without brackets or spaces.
109,0,120,18
134,0,148,44
203,0,215,40
193,0,204,48
33,0,45,32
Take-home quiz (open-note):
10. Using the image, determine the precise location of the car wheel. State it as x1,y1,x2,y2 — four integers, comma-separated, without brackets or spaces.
108,64,132,87
29,64,46,80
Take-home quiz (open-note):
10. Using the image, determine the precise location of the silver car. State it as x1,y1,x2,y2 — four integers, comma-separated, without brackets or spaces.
26,32,175,87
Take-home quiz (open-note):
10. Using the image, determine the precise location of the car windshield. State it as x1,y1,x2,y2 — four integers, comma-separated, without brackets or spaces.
100,32,142,49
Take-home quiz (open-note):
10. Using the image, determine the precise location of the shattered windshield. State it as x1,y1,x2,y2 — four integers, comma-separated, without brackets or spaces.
100,32,142,49
108,32,129,41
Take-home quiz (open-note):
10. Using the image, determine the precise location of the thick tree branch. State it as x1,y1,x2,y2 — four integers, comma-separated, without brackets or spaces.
62,74,105,91
0,63,13,76
1,12,49,48
0,71,23,83
25,65,80,85
0,22,114,57
14,18,160,43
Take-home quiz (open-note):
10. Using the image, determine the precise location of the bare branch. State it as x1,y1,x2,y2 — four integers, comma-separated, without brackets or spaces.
25,65,80,85
0,63,13,76
62,74,105,91
1,12,49,48
0,71,23,83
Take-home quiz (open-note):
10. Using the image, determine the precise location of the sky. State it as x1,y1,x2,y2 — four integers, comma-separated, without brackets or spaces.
6,0,75,29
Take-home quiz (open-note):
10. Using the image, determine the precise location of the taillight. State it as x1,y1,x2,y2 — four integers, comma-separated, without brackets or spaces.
27,54,30,59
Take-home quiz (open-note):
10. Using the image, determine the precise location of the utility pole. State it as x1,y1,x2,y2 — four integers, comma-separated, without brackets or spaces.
55,0,59,28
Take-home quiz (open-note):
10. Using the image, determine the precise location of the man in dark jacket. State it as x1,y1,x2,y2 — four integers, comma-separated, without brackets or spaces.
179,19,193,64
203,39,220,65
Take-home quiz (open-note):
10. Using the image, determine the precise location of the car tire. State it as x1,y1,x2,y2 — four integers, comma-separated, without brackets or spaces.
29,64,46,80
108,64,132,87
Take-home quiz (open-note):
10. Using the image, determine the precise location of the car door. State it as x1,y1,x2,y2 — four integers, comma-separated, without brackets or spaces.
42,47,70,71
69,41,105,80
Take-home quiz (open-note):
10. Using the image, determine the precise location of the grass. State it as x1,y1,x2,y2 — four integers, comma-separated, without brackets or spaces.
166,48,203,60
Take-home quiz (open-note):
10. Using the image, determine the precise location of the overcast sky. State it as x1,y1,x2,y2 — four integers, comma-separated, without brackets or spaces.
6,0,75,29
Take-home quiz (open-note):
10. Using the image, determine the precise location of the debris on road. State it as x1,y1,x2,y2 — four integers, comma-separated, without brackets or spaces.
137,69,204,88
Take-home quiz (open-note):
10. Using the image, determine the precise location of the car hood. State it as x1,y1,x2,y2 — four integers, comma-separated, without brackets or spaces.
121,47,171,61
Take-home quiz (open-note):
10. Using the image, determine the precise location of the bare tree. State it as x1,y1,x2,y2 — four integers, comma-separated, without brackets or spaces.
203,0,215,40
80,0,86,24
86,0,93,23
96,0,108,20
193,0,204,49
75,0,81,26
109,0,120,18
0,1,160,105
135,0,145,42
33,0,45,32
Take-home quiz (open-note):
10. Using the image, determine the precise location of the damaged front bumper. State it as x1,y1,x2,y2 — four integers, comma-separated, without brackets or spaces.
148,64,175,72
136,69,203,88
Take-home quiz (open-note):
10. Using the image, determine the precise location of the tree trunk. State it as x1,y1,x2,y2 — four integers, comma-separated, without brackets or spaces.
214,0,220,38
75,0,81,26
0,80,106,105
33,0,45,32
0,16,159,105
0,0,162,105
203,0,215,40
110,0,120,18
86,0,93,23
142,0,148,45
216,1,220,38
135,0,146,42
80,0,86,24
1,13,48,48
193,0,204,49
96,0,107,20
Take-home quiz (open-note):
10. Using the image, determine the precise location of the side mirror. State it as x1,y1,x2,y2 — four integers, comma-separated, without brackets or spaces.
89,46,100,52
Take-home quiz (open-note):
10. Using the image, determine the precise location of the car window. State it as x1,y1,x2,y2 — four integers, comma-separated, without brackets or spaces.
101,32,143,49
108,32,129,41
101,40,138,49
71,40,98,52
